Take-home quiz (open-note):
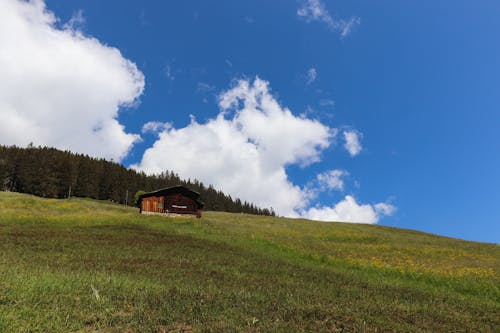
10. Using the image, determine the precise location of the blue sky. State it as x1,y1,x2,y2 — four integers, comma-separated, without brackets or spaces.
1,0,499,243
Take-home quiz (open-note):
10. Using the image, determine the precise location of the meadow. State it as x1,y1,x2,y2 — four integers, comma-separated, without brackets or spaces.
0,192,498,332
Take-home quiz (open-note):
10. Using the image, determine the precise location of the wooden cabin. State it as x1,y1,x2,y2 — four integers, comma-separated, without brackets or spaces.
138,185,204,218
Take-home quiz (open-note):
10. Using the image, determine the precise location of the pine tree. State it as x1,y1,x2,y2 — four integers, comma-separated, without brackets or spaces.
0,145,276,216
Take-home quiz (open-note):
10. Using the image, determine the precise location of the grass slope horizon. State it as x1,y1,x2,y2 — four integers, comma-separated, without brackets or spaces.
0,192,498,332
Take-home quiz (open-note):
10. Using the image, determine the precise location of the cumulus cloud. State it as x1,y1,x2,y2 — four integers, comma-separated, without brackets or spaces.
343,130,362,156
303,195,395,224
141,121,172,135
133,77,332,216
316,169,348,191
306,67,317,85
374,202,397,216
297,0,360,38
0,0,144,161
63,9,85,30
134,77,396,222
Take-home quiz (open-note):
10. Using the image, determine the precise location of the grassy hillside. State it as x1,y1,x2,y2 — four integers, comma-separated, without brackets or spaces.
0,192,498,332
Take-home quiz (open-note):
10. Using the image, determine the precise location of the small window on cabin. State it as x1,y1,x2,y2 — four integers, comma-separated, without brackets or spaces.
158,202,163,209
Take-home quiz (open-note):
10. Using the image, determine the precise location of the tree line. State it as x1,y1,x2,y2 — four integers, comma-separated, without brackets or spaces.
0,145,276,216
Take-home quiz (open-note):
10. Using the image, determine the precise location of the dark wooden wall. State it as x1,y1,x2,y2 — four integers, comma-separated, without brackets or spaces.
141,194,200,217
165,193,197,215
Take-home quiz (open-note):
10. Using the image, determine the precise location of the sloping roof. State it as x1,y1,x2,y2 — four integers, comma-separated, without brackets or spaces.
139,185,204,209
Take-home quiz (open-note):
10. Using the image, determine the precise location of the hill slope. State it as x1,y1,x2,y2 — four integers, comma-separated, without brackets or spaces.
0,192,498,332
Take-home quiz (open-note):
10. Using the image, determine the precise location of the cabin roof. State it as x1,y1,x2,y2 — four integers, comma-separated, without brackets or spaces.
139,185,204,208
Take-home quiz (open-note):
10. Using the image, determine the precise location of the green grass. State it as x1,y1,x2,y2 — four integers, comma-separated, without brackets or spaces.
0,192,498,332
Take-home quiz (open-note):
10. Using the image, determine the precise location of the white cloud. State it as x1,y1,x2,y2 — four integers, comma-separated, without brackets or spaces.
374,202,397,216
63,9,85,30
297,0,360,38
316,169,347,191
0,0,144,161
141,121,172,135
134,77,332,216
134,77,396,223
303,195,395,224
306,67,317,85
343,130,362,156
339,17,361,39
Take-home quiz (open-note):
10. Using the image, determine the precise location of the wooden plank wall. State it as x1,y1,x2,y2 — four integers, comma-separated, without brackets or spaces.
141,196,165,213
